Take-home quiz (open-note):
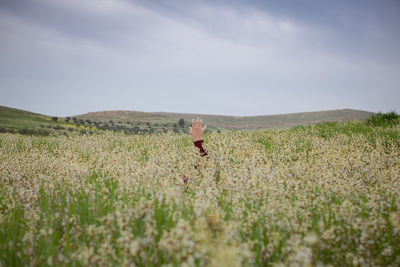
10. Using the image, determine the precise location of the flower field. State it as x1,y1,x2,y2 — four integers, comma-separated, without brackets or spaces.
1,121,400,266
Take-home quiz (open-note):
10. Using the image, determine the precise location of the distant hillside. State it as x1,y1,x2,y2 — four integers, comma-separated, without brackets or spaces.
76,110,173,123
1,105,374,134
0,105,101,136
77,109,374,130
0,105,53,131
0,106,215,135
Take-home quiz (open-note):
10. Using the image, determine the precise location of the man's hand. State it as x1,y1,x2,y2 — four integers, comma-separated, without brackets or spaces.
189,118,207,142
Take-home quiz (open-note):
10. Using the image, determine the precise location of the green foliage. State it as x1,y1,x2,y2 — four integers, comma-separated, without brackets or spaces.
366,111,399,127
178,118,185,127
0,202,29,266
293,120,400,149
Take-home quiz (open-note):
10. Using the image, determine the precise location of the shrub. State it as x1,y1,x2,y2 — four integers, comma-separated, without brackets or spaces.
17,128,50,136
178,118,185,127
53,125,64,130
366,111,399,127
0,128,11,133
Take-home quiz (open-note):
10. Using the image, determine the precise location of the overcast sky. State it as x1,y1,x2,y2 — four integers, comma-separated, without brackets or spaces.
1,0,399,116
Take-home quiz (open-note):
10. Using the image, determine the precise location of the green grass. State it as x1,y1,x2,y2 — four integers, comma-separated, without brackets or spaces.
289,119,400,149
0,105,95,136
0,105,55,131
366,111,400,128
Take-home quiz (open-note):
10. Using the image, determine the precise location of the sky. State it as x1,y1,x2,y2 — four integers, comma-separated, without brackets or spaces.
0,0,399,117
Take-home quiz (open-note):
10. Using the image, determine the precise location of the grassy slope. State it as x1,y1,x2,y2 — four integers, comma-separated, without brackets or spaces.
76,110,174,123
0,105,54,130
0,106,98,134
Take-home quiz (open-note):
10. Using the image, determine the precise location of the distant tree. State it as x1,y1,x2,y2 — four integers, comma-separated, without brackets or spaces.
173,127,179,133
65,117,71,122
109,120,113,124
146,122,151,126
164,124,168,127
72,117,78,122
154,123,158,127
178,118,185,127
51,116,58,122
217,130,221,133
173,123,177,128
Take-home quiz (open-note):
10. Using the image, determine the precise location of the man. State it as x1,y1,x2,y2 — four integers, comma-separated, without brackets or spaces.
182,118,208,184
190,118,208,157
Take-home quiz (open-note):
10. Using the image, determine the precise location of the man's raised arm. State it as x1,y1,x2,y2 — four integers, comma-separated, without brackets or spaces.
189,118,208,156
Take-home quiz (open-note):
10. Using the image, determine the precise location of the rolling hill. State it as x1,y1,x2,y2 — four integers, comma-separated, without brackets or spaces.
1,105,374,134
76,109,374,130
0,105,55,131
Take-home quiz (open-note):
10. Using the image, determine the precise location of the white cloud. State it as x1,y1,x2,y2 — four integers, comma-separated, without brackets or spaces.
0,0,399,116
